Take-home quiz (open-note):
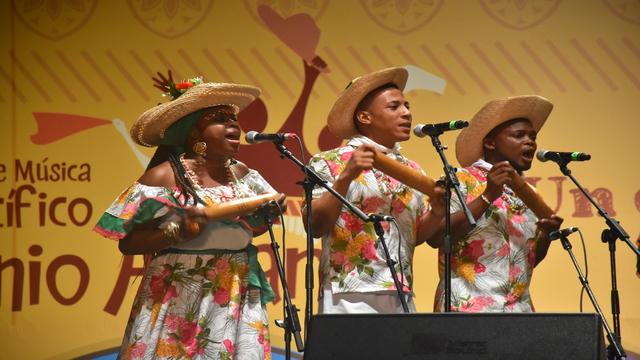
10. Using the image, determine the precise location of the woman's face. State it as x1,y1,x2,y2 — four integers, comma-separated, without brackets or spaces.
193,105,241,159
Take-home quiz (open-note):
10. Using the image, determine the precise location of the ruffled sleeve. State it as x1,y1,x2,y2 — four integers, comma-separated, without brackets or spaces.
93,182,179,240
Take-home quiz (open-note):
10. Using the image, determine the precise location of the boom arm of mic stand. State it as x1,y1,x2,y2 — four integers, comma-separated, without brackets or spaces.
272,142,371,343
274,142,370,222
559,164,639,257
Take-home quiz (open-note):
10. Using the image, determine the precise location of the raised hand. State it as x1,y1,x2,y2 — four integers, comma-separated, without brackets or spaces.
483,161,515,201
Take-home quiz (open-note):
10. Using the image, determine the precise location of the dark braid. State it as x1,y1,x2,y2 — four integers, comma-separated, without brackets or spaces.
168,152,206,206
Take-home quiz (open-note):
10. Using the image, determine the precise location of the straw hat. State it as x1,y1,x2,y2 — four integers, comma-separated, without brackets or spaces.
131,83,261,147
456,95,553,167
327,67,408,139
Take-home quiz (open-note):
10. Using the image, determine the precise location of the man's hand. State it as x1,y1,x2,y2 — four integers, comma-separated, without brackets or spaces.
338,144,376,183
483,161,515,201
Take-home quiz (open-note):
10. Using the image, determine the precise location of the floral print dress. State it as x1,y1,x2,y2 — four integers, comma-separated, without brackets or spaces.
434,159,543,312
94,169,276,360
309,136,427,297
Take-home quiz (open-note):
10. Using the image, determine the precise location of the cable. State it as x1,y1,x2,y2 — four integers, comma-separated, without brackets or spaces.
577,228,588,312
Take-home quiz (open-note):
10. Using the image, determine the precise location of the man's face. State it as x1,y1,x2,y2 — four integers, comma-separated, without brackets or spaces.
484,119,537,172
359,87,412,147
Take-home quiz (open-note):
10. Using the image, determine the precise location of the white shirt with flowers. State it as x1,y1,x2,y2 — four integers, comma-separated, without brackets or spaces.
434,159,543,312
309,136,427,295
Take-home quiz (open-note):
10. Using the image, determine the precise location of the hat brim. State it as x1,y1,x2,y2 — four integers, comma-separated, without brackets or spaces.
455,95,553,167
131,83,261,147
327,67,408,139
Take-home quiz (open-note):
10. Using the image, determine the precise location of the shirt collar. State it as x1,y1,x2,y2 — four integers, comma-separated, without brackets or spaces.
346,135,402,155
472,158,493,171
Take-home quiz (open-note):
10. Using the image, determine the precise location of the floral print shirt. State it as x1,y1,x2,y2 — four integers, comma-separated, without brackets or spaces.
310,136,427,295
434,159,542,312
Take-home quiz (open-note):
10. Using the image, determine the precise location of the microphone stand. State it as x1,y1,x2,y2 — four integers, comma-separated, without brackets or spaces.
557,232,625,359
555,161,639,359
264,212,304,358
427,131,476,312
272,141,410,326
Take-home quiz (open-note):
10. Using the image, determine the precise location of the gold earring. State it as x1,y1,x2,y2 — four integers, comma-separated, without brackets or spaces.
193,141,207,157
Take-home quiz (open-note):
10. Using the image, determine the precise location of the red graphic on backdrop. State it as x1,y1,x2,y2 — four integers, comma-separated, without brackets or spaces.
243,0,329,26
12,0,97,40
127,0,214,39
479,0,560,30
236,5,340,196
360,0,444,34
569,187,617,217
604,0,640,25
30,113,111,144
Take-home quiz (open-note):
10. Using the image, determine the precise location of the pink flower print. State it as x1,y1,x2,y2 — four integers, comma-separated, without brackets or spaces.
493,197,507,211
343,261,355,272
391,198,406,217
331,251,347,266
340,212,364,233
361,196,386,213
497,243,510,257
129,341,147,358
162,285,177,304
150,266,173,303
468,167,487,182
229,302,241,320
460,295,495,312
205,268,217,281
511,214,525,223
506,219,523,237
215,258,230,273
122,202,139,218
326,160,341,176
361,239,378,261
165,314,185,332
387,175,400,189
505,292,519,309
461,240,485,259
339,151,353,162
474,262,486,274
223,339,235,355
180,322,204,357
509,265,522,282
214,288,230,305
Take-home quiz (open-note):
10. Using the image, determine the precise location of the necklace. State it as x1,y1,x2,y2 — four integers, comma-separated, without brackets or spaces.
179,154,240,200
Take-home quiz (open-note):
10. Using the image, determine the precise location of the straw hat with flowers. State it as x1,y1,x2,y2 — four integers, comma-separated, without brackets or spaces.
327,67,408,140
455,95,554,167
130,74,260,147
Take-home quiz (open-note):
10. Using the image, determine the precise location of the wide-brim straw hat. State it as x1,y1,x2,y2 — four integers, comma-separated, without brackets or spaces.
131,83,261,146
328,67,408,139
456,95,553,167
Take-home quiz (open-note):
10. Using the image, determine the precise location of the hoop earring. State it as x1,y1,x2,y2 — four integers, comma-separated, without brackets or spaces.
193,141,207,157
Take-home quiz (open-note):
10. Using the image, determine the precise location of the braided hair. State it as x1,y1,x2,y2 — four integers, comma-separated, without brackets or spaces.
146,144,205,206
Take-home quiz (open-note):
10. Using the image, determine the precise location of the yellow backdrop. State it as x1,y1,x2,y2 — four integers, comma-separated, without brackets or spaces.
1,0,639,358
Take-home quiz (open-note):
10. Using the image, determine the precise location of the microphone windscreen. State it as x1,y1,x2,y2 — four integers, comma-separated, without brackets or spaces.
245,131,259,144
535,150,549,162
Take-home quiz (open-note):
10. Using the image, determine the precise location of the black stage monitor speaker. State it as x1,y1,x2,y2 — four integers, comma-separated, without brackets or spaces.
304,313,604,360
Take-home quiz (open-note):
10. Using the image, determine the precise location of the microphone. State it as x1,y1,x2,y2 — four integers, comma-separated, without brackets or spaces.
536,150,591,163
245,131,296,144
368,213,394,222
413,120,469,137
549,227,579,240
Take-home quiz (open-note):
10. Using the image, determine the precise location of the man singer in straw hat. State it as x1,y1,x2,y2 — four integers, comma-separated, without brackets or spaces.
305,67,444,314
425,95,563,312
